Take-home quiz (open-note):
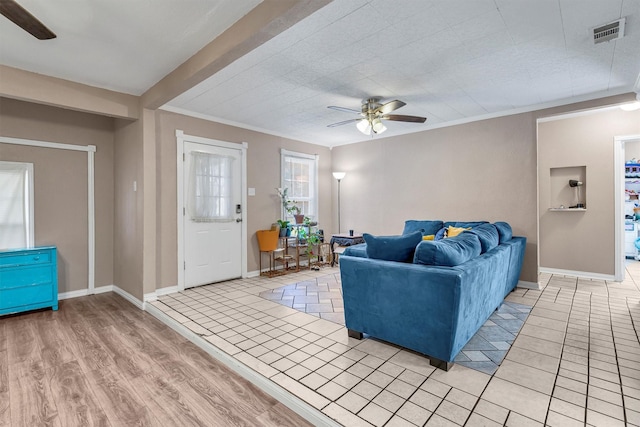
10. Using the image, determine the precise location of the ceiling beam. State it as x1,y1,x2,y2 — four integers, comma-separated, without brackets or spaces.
141,0,332,110
0,65,140,119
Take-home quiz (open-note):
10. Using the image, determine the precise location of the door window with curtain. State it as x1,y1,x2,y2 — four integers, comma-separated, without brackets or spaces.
281,149,318,221
0,161,34,249
187,151,235,222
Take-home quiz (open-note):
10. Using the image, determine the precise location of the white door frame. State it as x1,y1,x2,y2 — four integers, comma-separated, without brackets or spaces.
0,136,96,295
615,134,640,281
176,130,248,291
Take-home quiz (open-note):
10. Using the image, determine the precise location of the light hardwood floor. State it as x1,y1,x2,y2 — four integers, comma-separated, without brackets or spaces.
0,292,313,427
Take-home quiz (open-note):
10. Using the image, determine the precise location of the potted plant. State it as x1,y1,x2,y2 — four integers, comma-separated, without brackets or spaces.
276,187,305,224
276,219,290,237
287,203,305,224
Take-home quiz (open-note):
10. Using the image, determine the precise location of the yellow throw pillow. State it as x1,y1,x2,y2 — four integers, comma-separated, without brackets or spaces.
447,226,470,237
423,234,435,240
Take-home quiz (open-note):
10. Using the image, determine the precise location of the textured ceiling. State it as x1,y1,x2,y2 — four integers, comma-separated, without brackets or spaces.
166,0,640,146
1,0,639,147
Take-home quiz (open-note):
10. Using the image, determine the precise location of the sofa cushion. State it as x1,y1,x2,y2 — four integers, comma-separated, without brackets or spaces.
444,221,488,229
464,223,499,253
494,222,513,243
364,231,422,262
413,233,482,267
447,226,470,237
403,220,444,236
343,243,368,258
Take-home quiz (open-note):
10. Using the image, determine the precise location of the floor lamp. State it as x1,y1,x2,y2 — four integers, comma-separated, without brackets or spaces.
333,172,346,233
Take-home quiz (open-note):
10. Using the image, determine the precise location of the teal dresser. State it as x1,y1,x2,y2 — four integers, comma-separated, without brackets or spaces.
0,246,58,315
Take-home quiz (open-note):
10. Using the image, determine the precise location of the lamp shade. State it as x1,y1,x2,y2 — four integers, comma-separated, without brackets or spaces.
356,119,372,135
371,118,387,134
333,172,346,180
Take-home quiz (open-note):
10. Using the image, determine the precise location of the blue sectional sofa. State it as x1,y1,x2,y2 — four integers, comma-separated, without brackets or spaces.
339,220,526,370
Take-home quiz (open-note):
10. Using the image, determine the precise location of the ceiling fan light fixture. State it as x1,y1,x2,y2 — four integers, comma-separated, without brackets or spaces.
371,118,386,134
356,119,372,135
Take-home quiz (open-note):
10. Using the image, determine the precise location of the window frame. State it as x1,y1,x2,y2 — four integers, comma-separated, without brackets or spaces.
280,149,319,222
0,161,34,249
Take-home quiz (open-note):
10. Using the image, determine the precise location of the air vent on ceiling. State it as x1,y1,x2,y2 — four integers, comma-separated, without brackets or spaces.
593,18,625,44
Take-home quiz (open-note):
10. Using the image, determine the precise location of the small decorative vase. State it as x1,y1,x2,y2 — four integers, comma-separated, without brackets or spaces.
294,214,305,224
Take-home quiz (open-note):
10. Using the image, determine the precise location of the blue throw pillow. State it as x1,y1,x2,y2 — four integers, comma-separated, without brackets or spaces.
363,231,422,262
463,223,499,253
402,220,444,236
494,222,513,243
434,227,447,240
413,233,481,267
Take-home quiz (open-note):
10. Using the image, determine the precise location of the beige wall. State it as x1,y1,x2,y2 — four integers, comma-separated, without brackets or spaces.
155,110,333,288
332,113,539,282
0,97,115,293
538,108,640,275
113,116,144,299
331,95,638,284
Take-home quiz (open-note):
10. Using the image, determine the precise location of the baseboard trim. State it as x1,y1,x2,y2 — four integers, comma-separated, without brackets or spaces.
246,270,260,278
58,285,113,300
112,285,145,310
58,289,91,300
517,280,540,290
144,303,340,427
143,285,179,303
539,267,615,281
94,285,114,294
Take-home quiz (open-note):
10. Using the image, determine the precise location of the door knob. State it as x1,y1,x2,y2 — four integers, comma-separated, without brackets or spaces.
236,218,242,223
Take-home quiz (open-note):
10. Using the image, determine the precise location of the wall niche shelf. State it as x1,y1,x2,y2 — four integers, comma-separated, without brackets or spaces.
549,165,586,210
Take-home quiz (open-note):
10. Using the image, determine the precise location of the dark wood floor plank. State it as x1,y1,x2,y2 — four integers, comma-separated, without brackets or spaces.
255,402,315,427
0,321,6,352
56,306,114,373
49,360,111,427
6,316,40,369
2,292,313,427
85,362,158,427
33,318,76,370
0,350,10,427
127,372,213,427
9,360,61,427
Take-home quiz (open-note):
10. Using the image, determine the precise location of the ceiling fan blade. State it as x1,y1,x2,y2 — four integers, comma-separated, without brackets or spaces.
0,0,56,40
328,105,362,114
381,114,427,123
374,100,406,115
327,118,361,128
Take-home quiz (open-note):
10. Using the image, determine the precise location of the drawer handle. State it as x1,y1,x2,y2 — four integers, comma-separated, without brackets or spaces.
33,256,40,261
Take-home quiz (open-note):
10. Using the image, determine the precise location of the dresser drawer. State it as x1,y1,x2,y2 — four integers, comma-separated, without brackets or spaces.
0,283,55,310
0,265,53,289
0,246,57,315
0,251,51,267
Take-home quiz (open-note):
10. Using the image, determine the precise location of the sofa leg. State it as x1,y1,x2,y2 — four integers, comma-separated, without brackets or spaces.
429,357,453,371
347,329,363,339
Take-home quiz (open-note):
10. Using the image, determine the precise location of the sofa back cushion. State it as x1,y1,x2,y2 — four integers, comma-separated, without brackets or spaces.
402,220,444,236
463,223,499,253
364,231,422,262
494,222,513,243
413,233,481,267
443,221,488,229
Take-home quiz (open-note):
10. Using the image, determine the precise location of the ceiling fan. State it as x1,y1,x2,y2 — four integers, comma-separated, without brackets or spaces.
327,97,426,136
0,0,56,40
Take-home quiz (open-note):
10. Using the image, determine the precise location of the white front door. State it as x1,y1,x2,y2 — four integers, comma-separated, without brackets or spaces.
183,141,242,288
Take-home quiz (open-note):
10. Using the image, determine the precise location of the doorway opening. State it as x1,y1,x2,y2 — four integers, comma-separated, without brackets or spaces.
616,135,640,281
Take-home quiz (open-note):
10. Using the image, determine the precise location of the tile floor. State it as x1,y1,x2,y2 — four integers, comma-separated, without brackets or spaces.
258,279,531,376
151,265,640,427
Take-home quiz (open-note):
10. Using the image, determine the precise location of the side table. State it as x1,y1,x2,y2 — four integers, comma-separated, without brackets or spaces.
330,234,365,266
